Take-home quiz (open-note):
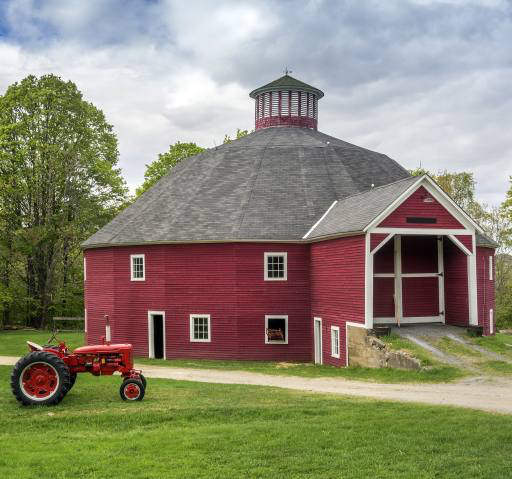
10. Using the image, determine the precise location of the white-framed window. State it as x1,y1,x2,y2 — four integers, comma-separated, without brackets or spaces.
489,256,493,281
130,254,145,281
331,326,340,358
83,257,86,281
264,252,287,281
265,315,288,344
490,309,494,334
190,314,211,342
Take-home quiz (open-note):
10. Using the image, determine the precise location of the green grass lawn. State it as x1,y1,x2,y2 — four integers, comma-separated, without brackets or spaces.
470,333,512,359
1,365,511,478
0,330,462,383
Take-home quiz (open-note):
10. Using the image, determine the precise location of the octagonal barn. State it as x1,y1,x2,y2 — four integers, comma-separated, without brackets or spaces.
83,74,496,366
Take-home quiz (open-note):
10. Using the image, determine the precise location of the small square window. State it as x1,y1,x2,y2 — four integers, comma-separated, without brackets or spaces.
190,315,211,342
265,315,288,344
331,326,340,358
264,253,287,281
131,254,145,281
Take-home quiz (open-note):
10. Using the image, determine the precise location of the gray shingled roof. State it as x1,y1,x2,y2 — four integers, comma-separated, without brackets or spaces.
249,74,324,98
306,176,420,239
82,127,411,248
476,233,499,248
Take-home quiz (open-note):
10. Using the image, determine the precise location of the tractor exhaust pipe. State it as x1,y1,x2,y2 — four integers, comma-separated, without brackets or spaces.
104,314,111,344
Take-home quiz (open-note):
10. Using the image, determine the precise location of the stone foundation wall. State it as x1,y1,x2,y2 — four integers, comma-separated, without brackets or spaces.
347,325,422,370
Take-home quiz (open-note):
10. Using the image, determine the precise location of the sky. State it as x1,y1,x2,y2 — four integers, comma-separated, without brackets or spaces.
0,0,511,205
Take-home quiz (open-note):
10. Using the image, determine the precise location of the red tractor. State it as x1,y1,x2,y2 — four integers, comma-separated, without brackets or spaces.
10,319,146,406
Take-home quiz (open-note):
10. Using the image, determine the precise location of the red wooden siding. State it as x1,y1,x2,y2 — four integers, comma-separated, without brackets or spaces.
85,243,311,361
310,235,366,366
373,278,394,318
443,238,469,326
454,235,473,254
370,233,390,252
477,247,495,335
401,236,438,273
402,277,439,317
378,186,465,229
374,240,394,274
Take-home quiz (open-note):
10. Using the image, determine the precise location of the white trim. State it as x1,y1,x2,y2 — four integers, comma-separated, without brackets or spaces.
364,233,374,328
438,236,445,323
330,325,340,358
447,235,472,256
84,308,87,333
83,257,86,281
490,309,494,334
365,175,482,233
265,315,288,344
375,272,440,278
313,317,322,364
130,254,145,281
264,252,287,281
489,255,493,281
303,200,338,239
190,314,211,343
394,235,403,326
370,233,394,255
148,311,166,359
374,316,443,324
372,228,472,236
468,234,478,326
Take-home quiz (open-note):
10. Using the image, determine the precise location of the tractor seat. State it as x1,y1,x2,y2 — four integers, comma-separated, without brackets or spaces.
26,341,43,350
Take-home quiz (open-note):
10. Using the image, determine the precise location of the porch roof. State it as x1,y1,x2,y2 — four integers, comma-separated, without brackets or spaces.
306,176,418,239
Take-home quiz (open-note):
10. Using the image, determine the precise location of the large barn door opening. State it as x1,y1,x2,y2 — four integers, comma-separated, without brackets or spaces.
373,235,444,324
148,311,166,359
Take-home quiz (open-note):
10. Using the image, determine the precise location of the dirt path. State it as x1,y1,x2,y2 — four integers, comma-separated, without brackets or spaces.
2,355,511,414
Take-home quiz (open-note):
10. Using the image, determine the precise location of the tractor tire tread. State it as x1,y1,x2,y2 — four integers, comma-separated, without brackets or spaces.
10,351,71,406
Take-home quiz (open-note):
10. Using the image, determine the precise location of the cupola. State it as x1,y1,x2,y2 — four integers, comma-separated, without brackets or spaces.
249,73,324,130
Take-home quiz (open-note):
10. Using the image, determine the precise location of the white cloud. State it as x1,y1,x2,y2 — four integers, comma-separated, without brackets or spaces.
0,0,510,205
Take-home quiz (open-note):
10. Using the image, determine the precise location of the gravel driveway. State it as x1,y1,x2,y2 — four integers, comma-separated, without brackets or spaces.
2,355,510,414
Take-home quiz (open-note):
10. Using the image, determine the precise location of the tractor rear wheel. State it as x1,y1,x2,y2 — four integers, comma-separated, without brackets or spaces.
120,379,145,401
68,372,77,391
11,351,71,406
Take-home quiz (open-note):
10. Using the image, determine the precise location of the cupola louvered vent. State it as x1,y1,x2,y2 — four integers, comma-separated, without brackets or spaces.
249,74,324,130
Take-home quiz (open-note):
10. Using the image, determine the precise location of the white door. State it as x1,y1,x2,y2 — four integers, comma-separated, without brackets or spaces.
314,318,322,365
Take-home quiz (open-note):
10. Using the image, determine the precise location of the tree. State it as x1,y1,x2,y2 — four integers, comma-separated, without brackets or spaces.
223,128,249,144
0,74,128,328
135,142,204,197
409,168,484,220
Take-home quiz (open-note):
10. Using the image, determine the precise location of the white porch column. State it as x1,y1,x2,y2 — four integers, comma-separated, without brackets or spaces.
365,233,374,329
468,234,478,325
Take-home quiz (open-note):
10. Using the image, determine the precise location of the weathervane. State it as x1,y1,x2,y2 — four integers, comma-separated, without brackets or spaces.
284,67,292,75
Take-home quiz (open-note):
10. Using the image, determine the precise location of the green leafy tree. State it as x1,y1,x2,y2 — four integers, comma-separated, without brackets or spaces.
135,142,204,197
223,128,249,144
0,74,128,328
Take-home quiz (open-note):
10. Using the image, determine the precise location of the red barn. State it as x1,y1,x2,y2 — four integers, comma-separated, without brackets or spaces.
83,74,497,366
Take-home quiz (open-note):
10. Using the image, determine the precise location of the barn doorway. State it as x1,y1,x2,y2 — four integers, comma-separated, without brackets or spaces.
148,311,166,359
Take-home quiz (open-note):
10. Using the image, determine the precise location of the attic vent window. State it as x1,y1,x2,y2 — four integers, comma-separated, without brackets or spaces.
265,315,288,344
406,217,437,224
264,252,287,280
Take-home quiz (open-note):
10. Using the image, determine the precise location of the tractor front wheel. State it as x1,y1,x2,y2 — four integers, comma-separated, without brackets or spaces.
139,374,147,390
11,351,71,406
120,379,145,401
